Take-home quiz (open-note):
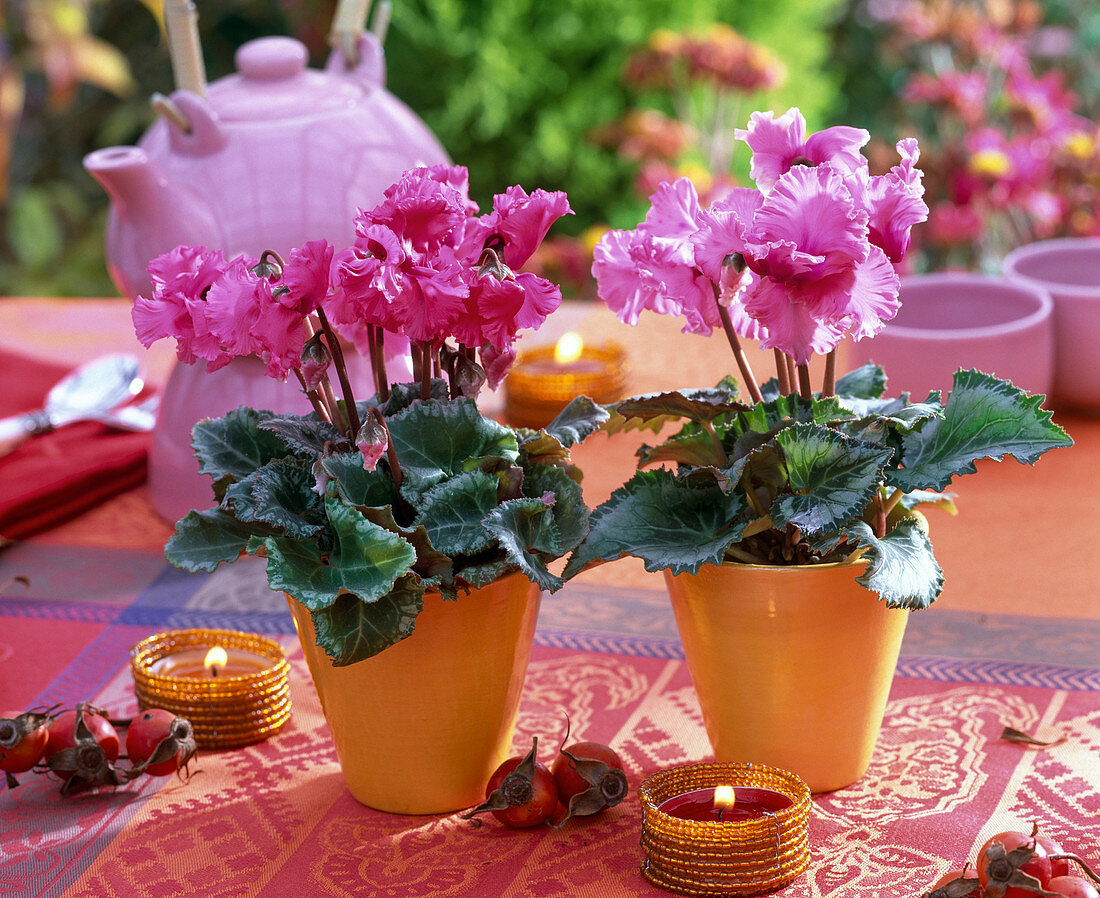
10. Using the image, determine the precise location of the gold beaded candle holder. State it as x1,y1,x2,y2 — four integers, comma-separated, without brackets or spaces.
504,338,629,429
638,762,811,896
130,629,291,750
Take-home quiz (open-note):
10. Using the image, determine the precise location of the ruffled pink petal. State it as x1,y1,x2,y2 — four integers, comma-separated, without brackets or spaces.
832,246,901,341
490,186,573,269
749,165,867,279
737,108,808,190
802,125,871,174
691,187,763,281
481,343,516,391
280,239,334,314
370,166,472,254
474,275,525,349
743,277,846,365
717,266,767,343
592,229,654,327
132,292,190,353
863,139,929,263
644,178,702,239
512,272,562,333
393,260,470,344
253,301,307,379
204,258,268,357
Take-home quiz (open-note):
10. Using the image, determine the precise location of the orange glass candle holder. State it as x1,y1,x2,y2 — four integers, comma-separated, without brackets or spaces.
638,762,811,896
130,628,291,750
504,340,629,429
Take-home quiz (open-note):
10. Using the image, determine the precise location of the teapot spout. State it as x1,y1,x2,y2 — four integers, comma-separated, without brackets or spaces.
83,145,220,299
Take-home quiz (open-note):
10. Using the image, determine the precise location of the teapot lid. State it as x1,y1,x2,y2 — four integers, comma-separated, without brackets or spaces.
207,36,364,122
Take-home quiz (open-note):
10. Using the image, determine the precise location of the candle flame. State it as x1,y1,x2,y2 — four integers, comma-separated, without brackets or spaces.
554,332,584,365
204,646,228,673
714,785,735,808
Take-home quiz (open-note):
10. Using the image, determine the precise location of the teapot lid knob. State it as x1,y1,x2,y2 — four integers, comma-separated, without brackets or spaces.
235,36,308,80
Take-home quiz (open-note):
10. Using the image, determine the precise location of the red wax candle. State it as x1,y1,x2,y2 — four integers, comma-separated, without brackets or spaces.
657,786,794,822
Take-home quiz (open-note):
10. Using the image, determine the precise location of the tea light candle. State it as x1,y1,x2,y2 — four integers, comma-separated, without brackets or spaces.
130,629,291,750
504,333,628,429
639,762,810,895
657,785,794,822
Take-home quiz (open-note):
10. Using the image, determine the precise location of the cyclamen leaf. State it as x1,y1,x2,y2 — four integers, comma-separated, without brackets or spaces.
845,518,944,609
839,394,943,431
192,407,290,485
482,498,563,592
358,506,453,587
387,398,519,500
376,379,450,416
224,459,325,538
544,395,611,447
836,363,888,399
772,424,893,534
613,386,744,426
731,394,856,438
415,470,500,555
308,575,425,665
890,369,1073,492
638,427,728,469
898,490,958,515
264,499,416,610
562,469,748,578
521,462,590,551
319,452,397,508
258,416,347,457
455,556,516,590
166,508,276,573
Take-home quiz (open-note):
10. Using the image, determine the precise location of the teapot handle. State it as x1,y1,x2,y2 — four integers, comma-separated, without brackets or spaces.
166,91,227,156
325,31,386,90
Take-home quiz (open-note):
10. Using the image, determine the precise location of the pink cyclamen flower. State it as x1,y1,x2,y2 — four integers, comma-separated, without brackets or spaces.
280,240,334,314
474,186,573,270
736,108,870,191
358,434,388,472
592,178,718,336
132,246,231,369
852,138,929,263
480,343,517,391
369,165,476,257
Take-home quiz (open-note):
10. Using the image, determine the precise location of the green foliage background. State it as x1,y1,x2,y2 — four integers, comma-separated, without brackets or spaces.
2,0,840,297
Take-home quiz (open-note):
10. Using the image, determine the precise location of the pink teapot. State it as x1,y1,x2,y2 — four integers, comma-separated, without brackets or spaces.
84,32,447,522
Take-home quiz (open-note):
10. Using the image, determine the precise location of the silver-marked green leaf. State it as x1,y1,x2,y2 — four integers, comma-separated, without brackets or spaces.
845,518,944,609
415,470,499,555
521,462,589,551
544,395,611,447
224,459,325,538
308,575,425,665
258,415,346,456
891,369,1072,492
264,499,415,610
318,452,396,508
563,469,748,578
191,407,288,483
836,363,888,399
456,557,516,589
165,508,276,573
772,424,893,534
482,498,563,591
387,398,519,500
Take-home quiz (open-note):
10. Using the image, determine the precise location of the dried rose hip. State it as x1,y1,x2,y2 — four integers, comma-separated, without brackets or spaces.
461,737,559,829
923,868,983,898
0,710,50,787
44,704,125,793
550,740,628,824
125,709,197,778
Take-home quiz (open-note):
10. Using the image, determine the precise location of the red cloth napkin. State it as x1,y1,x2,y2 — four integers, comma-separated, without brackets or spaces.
0,348,151,542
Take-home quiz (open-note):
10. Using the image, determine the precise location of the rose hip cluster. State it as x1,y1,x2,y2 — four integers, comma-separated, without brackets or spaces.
0,703,197,795
924,824,1100,898
461,735,629,829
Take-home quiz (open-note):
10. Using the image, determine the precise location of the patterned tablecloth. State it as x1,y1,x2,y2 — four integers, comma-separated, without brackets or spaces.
0,297,1098,897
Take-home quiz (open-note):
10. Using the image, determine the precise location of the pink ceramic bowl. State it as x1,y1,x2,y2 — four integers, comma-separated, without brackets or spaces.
845,273,1054,399
1003,238,1100,413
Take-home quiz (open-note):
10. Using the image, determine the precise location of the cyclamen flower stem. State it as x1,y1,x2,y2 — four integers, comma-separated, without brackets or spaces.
822,350,837,398
796,364,813,402
740,470,767,518
712,286,764,404
320,377,348,433
774,349,791,395
420,341,432,401
872,490,886,538
315,308,361,440
294,370,333,425
882,487,905,520
370,407,403,490
372,325,389,402
785,355,797,396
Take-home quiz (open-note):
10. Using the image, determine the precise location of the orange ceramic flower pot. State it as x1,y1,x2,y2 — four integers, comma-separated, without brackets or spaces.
288,574,541,814
664,560,909,794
